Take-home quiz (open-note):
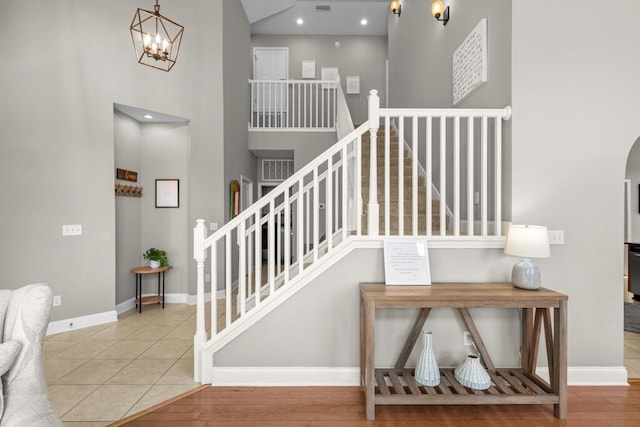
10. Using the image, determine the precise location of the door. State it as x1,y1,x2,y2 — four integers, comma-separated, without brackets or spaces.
253,47,289,126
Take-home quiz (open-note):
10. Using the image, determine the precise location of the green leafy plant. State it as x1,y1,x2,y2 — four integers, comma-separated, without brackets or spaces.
143,248,171,268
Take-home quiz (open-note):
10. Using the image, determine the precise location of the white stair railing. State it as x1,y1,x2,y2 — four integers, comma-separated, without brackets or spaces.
249,79,338,130
374,107,512,237
194,90,511,383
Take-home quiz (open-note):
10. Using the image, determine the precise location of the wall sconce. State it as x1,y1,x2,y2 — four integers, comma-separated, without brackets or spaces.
390,0,402,17
431,1,449,25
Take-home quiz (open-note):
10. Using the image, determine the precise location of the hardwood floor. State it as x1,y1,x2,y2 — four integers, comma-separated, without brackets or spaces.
115,384,640,426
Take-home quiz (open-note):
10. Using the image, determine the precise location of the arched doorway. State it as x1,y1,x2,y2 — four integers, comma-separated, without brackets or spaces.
623,136,640,379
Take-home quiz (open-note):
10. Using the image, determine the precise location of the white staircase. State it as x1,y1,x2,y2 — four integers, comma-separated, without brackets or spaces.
193,90,511,383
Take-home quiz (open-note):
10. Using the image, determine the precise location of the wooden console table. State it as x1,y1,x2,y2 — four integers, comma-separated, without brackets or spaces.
132,266,169,313
360,283,568,420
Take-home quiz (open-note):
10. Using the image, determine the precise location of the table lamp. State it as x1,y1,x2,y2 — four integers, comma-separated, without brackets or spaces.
504,224,550,290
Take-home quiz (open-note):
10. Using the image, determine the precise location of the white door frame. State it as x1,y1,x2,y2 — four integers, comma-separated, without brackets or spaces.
240,175,254,212
625,179,632,243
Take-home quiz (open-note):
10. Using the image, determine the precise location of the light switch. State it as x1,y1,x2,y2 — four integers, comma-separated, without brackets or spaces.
548,230,564,245
62,225,82,236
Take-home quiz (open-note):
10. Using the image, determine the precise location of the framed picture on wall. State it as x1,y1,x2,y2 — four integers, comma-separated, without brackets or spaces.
302,60,316,78
346,76,360,94
321,67,339,89
156,179,179,208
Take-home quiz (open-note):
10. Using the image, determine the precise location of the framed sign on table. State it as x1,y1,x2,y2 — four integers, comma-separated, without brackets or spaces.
383,239,431,285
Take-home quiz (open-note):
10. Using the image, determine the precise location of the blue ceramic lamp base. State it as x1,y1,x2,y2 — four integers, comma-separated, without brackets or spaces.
511,258,541,290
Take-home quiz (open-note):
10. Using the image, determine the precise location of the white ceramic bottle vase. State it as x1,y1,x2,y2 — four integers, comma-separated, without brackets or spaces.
414,331,440,387
454,354,491,390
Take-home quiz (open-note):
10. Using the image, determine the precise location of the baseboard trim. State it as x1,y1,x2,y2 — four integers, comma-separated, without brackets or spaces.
209,366,629,387
115,293,212,315
536,366,629,386
50,292,213,335
210,367,361,386
187,292,213,305
46,310,118,336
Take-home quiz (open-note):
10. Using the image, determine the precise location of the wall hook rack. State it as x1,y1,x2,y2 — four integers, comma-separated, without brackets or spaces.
115,183,143,197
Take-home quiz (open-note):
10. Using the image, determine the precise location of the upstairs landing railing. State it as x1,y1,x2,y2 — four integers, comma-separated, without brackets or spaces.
193,90,511,382
249,79,337,130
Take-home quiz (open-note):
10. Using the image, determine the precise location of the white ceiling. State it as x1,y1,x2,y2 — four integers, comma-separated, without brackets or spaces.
245,0,390,36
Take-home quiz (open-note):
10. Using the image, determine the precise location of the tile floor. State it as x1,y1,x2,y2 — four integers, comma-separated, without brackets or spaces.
45,302,201,426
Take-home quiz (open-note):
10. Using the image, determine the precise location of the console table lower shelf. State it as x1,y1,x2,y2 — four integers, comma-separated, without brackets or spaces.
374,367,557,405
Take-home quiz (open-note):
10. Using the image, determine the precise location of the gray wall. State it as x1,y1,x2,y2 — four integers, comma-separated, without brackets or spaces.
510,0,640,367
215,247,518,368
0,0,227,321
224,0,257,222
140,123,190,298
388,0,511,109
250,35,388,124
114,112,142,305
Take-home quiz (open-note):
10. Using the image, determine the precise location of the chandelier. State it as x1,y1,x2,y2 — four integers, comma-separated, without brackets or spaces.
130,0,184,72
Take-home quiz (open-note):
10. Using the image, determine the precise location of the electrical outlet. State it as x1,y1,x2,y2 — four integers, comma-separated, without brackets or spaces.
548,230,564,245
473,192,480,205
210,222,219,231
52,295,62,307
463,331,473,346
62,224,82,236
205,274,211,282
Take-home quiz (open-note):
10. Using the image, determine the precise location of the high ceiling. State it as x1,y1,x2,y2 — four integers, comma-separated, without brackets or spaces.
242,0,390,36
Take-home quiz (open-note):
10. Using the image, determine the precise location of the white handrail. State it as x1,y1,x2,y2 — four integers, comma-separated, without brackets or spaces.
335,75,355,140
335,75,357,229
194,90,512,383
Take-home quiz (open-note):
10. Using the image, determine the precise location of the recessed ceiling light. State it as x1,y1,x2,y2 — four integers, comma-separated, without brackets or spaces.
361,18,368,26
296,18,304,25
143,114,153,119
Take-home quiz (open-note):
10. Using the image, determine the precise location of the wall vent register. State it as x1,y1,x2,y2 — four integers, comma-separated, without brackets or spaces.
261,159,294,182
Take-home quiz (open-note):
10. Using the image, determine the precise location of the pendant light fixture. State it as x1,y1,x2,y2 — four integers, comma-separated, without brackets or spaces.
130,0,184,72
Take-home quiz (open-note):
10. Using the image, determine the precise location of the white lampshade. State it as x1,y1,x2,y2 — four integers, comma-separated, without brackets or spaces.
504,225,550,259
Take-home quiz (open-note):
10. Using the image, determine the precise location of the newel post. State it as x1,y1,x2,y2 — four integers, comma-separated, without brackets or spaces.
367,90,380,236
193,219,207,383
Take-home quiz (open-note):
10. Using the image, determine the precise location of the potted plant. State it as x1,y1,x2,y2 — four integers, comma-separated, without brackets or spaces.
143,248,171,269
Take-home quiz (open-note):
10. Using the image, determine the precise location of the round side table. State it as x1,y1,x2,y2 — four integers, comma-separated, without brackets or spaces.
131,266,169,313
